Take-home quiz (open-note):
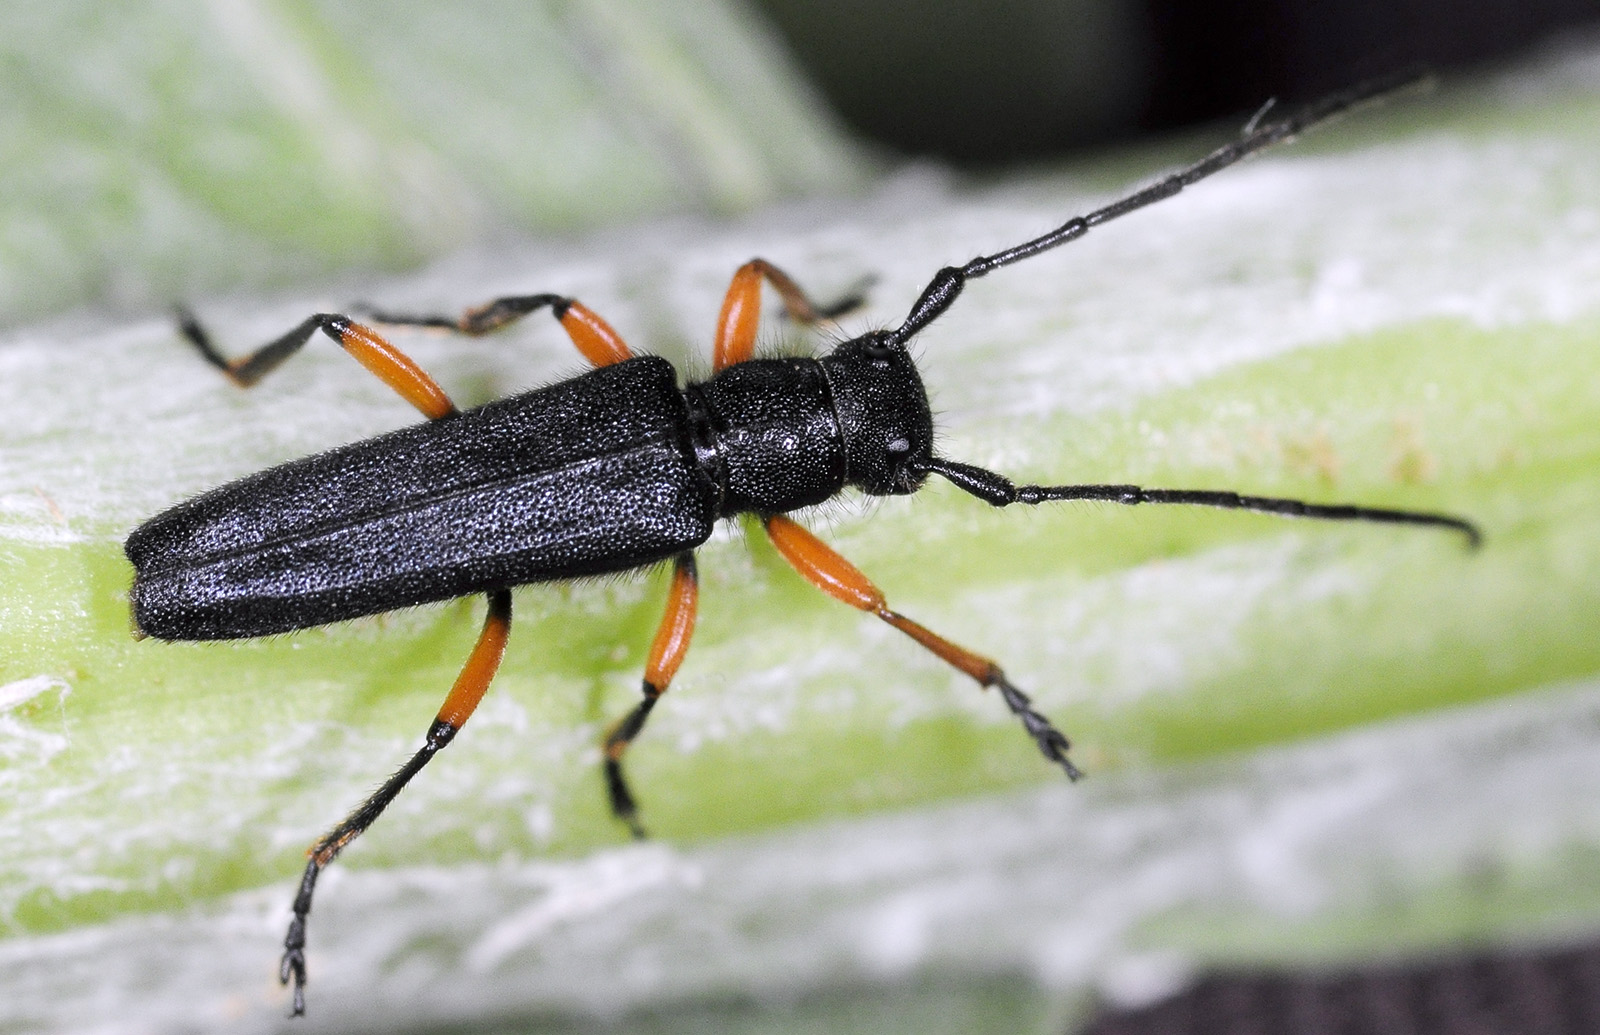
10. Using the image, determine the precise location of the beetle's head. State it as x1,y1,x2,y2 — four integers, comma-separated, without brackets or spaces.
821,332,934,496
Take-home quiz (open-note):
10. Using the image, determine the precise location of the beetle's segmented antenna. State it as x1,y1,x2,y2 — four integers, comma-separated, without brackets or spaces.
924,458,1482,548
887,68,1430,346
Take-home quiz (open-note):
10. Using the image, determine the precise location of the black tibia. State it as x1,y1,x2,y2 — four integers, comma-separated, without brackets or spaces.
280,718,458,1016
926,458,1483,548
888,70,1427,345
357,294,572,336
176,308,350,388
603,693,658,841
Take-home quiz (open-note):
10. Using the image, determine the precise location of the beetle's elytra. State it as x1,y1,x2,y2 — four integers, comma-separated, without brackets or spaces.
126,71,1480,1016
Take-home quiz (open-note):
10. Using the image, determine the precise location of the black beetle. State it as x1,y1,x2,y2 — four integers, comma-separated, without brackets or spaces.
125,72,1478,1015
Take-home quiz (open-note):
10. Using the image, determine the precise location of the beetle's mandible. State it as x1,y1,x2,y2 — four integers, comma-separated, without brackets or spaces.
125,70,1480,1016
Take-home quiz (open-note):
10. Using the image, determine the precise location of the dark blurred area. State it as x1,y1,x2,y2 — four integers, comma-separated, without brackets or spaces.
750,0,1600,163
1084,937,1600,1035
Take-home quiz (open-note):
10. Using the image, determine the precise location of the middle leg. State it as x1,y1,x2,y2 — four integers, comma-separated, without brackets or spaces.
360,294,634,368
602,551,699,839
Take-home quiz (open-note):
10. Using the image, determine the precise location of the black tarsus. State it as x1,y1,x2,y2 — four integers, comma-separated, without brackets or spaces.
604,755,648,840
174,305,234,374
802,274,876,323
994,677,1084,780
176,308,353,388
887,68,1430,346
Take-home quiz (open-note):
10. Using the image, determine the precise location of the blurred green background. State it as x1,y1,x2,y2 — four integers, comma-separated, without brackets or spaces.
3,3,1600,1034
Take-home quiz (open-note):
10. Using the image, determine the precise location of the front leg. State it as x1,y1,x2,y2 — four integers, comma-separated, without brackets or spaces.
763,514,1082,779
712,258,868,371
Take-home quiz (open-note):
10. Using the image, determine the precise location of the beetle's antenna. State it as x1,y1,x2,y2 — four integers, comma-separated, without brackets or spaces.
923,457,1481,548
886,68,1430,347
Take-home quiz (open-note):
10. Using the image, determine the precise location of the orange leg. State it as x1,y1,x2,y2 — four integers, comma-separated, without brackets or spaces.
712,258,867,372
359,294,634,368
177,310,460,418
763,515,1081,779
279,588,513,1015
603,552,699,839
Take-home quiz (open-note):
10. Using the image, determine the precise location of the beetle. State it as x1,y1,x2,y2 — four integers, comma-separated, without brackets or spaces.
125,71,1479,1016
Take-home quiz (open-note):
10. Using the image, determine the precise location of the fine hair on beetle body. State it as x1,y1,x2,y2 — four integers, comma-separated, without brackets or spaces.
124,69,1481,1017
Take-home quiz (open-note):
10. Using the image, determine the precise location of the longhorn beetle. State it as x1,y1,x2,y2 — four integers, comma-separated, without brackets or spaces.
125,71,1479,1016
